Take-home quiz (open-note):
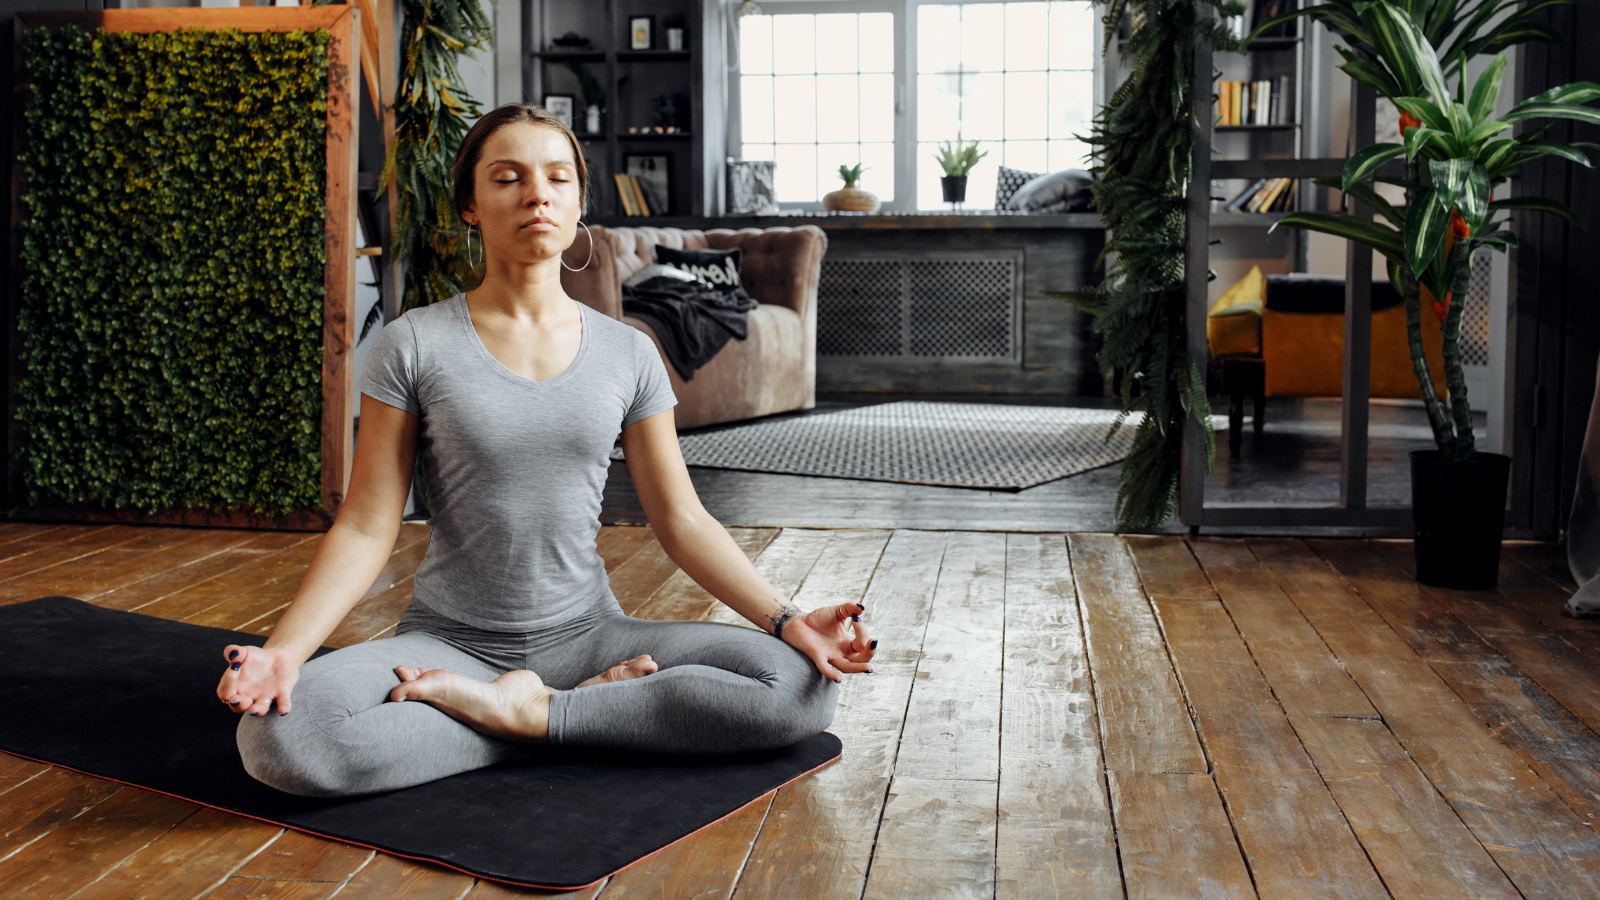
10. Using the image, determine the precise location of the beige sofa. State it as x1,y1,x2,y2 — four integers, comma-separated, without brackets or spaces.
559,225,827,430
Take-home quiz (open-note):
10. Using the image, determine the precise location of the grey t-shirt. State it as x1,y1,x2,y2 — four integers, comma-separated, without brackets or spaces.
356,294,678,632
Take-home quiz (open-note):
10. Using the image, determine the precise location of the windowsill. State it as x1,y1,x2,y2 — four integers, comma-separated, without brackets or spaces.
589,211,1105,230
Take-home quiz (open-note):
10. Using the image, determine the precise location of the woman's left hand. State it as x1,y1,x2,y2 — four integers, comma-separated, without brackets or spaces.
781,602,875,683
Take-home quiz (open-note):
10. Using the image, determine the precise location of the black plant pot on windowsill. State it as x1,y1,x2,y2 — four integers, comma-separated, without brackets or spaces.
940,175,967,203
1410,449,1511,590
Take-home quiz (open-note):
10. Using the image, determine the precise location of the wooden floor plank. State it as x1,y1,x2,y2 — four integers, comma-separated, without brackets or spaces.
1318,540,1600,826
734,529,946,900
0,528,261,605
606,534,683,616
1124,535,1217,602
861,777,997,900
628,527,779,622
230,828,373,882
247,528,435,638
327,851,475,900
0,786,198,898
1191,539,1376,718
699,527,833,628
135,539,326,629
1154,597,1387,899
1108,772,1256,900
595,525,655,574
205,877,342,899
0,752,50,795
703,529,887,630
0,768,123,862
596,793,774,899
1068,533,1207,774
91,538,317,613
465,877,605,898
1256,538,1600,897
0,525,143,585
1287,715,1522,899
0,523,69,548
997,533,1119,900
323,579,416,647
65,807,283,900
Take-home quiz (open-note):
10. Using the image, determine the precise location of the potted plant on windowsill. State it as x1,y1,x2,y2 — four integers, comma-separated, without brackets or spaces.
1263,0,1599,588
934,136,986,205
824,163,880,212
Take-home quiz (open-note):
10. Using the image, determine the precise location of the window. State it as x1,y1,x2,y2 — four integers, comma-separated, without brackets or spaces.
733,1,1099,211
916,2,1096,209
740,12,898,204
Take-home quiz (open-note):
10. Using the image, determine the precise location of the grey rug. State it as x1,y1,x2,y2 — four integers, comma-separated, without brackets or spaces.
611,401,1135,491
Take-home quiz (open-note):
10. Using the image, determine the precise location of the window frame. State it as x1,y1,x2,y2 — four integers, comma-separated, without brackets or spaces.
727,0,1104,212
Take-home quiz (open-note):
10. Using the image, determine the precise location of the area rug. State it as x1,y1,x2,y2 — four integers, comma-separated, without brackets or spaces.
612,401,1136,490
0,596,841,890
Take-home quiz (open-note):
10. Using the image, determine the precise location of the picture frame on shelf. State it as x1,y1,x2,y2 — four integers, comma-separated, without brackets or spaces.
628,15,654,50
542,93,575,127
625,154,670,215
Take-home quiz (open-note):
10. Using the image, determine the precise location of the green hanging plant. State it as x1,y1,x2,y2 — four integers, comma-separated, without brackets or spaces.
1064,0,1240,532
380,0,494,311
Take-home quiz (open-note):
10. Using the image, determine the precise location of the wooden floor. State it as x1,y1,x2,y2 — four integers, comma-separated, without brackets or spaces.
3,522,1600,898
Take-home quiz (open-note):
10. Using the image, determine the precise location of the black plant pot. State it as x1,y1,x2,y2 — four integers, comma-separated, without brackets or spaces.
1410,449,1511,590
940,175,968,203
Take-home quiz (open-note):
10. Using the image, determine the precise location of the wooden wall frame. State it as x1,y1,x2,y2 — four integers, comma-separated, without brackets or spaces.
6,7,360,531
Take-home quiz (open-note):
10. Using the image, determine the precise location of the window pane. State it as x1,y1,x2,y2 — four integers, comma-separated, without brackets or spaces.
774,74,817,143
859,13,894,73
815,14,858,74
818,143,863,195
1005,3,1049,70
860,73,894,142
965,155,1000,209
1050,2,1095,68
741,75,774,144
961,72,1005,140
817,74,860,142
918,142,947,208
918,72,962,141
774,143,817,202
860,142,895,201
741,15,772,75
772,15,815,75
918,5,961,73
1005,72,1048,139
960,6,1005,72
1049,70,1094,139
1049,139,1092,170
741,143,775,161
1004,140,1048,173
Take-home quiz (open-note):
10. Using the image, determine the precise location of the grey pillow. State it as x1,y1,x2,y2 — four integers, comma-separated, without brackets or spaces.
1004,169,1094,213
994,165,1043,208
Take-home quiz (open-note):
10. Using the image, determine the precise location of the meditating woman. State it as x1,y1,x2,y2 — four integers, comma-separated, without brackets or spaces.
216,104,875,798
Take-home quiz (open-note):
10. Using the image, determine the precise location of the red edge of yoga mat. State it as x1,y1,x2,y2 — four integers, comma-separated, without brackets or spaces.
1,747,843,891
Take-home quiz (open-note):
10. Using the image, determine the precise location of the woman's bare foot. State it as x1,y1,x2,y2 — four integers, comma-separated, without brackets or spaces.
575,655,659,688
390,665,555,742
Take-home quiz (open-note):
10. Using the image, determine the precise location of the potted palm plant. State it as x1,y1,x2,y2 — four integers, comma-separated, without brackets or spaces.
1264,0,1599,588
934,136,987,205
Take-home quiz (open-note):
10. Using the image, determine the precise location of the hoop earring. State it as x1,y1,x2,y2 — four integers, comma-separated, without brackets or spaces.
561,222,594,272
467,224,483,271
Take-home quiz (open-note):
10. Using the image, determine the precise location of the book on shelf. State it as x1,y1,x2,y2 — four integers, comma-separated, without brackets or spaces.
1226,178,1268,213
1223,177,1296,214
612,174,659,216
1215,77,1292,126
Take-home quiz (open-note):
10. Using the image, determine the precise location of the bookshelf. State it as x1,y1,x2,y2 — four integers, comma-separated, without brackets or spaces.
1211,3,1306,232
526,0,705,218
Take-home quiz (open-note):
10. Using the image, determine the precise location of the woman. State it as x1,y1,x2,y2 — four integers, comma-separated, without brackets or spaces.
216,104,875,798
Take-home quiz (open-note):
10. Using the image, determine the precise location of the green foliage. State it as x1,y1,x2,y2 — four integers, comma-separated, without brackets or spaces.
568,61,605,109
20,25,329,514
933,136,987,176
382,0,494,311
837,163,867,185
1268,0,1598,459
1066,0,1238,532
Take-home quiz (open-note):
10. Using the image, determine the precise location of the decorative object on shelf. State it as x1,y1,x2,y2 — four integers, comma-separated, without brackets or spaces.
1055,0,1236,532
727,158,778,214
548,31,592,51
625,154,671,215
663,13,685,51
823,163,880,212
934,135,986,207
383,0,493,314
542,93,575,127
629,14,653,50
1261,0,1599,587
567,62,606,135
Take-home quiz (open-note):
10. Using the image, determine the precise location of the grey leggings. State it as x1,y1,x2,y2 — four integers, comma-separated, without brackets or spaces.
235,593,839,797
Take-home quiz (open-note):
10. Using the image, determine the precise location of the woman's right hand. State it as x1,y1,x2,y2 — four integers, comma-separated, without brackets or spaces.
218,645,301,717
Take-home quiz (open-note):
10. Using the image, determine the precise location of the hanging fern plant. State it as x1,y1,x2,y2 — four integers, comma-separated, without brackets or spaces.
382,0,494,311
1068,0,1239,532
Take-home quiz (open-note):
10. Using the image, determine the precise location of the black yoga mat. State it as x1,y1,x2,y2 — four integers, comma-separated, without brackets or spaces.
0,596,841,890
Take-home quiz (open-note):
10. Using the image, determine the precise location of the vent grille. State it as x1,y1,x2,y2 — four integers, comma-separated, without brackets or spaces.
818,256,1021,361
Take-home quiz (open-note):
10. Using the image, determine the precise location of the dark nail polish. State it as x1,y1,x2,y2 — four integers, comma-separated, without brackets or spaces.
857,602,866,612
851,613,861,622
867,668,875,674
278,712,287,716
230,661,241,670
870,639,879,649
228,649,239,660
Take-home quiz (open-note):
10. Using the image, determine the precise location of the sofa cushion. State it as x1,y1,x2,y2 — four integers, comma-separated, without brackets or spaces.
624,303,806,430
654,245,744,291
